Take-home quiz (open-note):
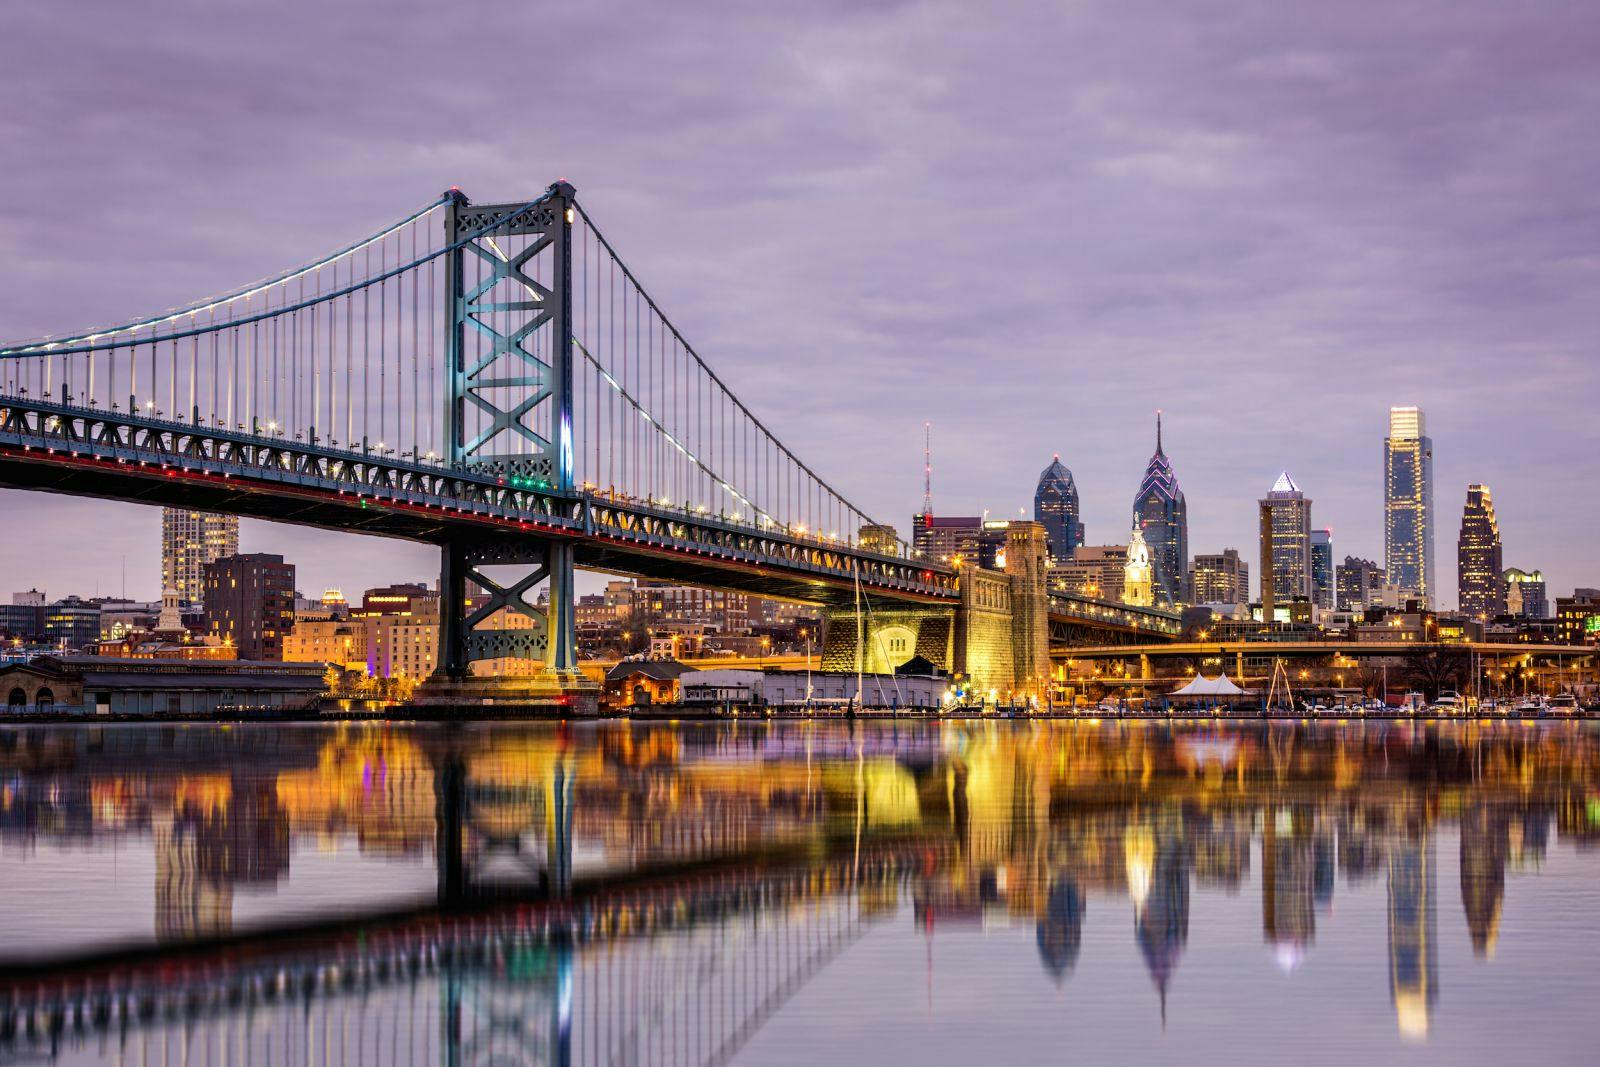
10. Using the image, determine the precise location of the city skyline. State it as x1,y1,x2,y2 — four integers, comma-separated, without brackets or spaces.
2,3,1596,608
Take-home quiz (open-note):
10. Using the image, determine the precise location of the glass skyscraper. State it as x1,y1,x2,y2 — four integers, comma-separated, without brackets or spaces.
1034,456,1084,563
1384,407,1434,607
1457,484,1504,620
1133,415,1187,608
1310,529,1334,610
1259,472,1312,619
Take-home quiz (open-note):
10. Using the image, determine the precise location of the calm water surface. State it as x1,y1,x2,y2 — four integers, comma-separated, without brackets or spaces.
3,718,1599,1064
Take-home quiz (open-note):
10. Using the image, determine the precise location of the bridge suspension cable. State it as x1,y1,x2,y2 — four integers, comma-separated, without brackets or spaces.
0,184,906,556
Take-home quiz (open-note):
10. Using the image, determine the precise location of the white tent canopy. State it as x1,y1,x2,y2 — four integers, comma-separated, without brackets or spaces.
1170,674,1245,697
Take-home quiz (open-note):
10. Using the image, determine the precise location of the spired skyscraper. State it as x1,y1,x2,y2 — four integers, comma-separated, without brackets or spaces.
1034,456,1085,563
1259,472,1312,620
1132,413,1188,608
1385,406,1435,607
1457,484,1505,620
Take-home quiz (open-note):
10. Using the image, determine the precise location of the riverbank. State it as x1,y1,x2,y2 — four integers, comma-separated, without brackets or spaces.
3,704,1597,725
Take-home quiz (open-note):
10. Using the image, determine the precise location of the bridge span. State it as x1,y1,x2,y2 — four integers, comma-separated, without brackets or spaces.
1,183,1173,708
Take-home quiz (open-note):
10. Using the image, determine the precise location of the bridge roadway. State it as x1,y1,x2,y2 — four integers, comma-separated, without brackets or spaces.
1060,639,1596,664
0,395,1178,637
0,395,951,608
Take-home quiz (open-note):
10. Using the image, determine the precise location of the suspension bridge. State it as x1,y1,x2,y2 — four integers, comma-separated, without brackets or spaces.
0,182,1176,708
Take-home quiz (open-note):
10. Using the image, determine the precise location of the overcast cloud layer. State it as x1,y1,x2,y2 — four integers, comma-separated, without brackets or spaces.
2,0,1596,606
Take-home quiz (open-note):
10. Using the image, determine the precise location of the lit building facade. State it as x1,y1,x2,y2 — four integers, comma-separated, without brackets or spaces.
1555,589,1600,646
161,509,239,608
282,619,371,673
1123,527,1154,607
1051,544,1127,603
912,514,985,567
1132,415,1187,608
857,524,901,556
1259,472,1312,619
1311,529,1334,610
1190,549,1249,606
201,553,295,661
1034,456,1084,563
1502,568,1548,619
1457,484,1504,621
1337,556,1386,611
1384,407,1435,607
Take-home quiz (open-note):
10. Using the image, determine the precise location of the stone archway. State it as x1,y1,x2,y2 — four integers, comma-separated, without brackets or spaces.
7,688,25,711
34,687,54,712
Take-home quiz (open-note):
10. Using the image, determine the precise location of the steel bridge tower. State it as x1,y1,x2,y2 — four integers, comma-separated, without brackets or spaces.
418,182,597,709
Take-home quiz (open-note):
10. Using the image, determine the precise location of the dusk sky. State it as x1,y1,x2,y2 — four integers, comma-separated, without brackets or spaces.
2,0,1596,607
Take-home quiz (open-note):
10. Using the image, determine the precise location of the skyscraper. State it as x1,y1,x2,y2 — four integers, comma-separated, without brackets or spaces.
1034,456,1084,563
1259,472,1312,620
1133,413,1188,608
1457,484,1504,621
1190,549,1249,606
1385,407,1435,607
162,509,239,608
1310,529,1334,611
1337,556,1387,611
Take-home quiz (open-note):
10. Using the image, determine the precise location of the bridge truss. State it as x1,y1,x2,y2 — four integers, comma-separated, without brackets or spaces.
0,184,944,681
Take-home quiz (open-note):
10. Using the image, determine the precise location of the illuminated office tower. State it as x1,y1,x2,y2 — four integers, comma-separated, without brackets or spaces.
161,509,239,608
1310,529,1334,610
1259,472,1312,620
1388,826,1438,1042
1189,549,1249,606
1385,407,1435,606
1034,456,1085,563
1132,413,1187,608
1456,485,1504,620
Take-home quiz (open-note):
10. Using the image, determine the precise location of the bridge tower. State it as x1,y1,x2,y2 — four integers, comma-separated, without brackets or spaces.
415,183,598,711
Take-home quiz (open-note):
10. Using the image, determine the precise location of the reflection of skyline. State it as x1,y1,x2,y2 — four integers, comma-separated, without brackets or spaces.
0,718,1590,1043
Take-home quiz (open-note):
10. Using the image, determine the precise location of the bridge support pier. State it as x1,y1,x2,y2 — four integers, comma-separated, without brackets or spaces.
411,537,599,714
821,522,1053,707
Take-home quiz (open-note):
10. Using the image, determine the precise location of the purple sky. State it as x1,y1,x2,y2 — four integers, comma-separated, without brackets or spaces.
2,0,1597,607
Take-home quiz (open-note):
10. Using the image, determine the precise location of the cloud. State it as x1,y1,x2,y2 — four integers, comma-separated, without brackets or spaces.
1,0,1596,603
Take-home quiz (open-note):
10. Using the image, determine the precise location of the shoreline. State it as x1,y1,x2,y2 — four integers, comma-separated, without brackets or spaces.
0,706,1594,726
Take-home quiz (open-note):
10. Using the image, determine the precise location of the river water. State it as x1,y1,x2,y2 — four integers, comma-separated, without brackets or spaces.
3,718,1598,1064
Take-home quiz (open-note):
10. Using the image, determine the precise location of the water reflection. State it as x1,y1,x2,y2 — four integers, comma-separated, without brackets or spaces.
3,719,1600,1063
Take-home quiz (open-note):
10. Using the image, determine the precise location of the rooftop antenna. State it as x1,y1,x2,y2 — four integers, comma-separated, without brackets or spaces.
922,421,933,518
1155,409,1164,455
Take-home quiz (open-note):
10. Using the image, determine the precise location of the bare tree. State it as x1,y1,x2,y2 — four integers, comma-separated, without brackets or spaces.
1402,647,1470,702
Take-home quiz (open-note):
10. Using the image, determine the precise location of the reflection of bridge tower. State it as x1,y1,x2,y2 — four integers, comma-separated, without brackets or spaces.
436,749,576,906
1388,826,1439,1041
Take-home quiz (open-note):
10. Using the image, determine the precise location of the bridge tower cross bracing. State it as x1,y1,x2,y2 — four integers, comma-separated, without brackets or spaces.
428,183,590,703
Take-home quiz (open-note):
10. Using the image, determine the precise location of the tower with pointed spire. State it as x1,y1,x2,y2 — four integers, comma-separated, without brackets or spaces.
1259,471,1313,620
1132,412,1188,608
1034,454,1084,562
